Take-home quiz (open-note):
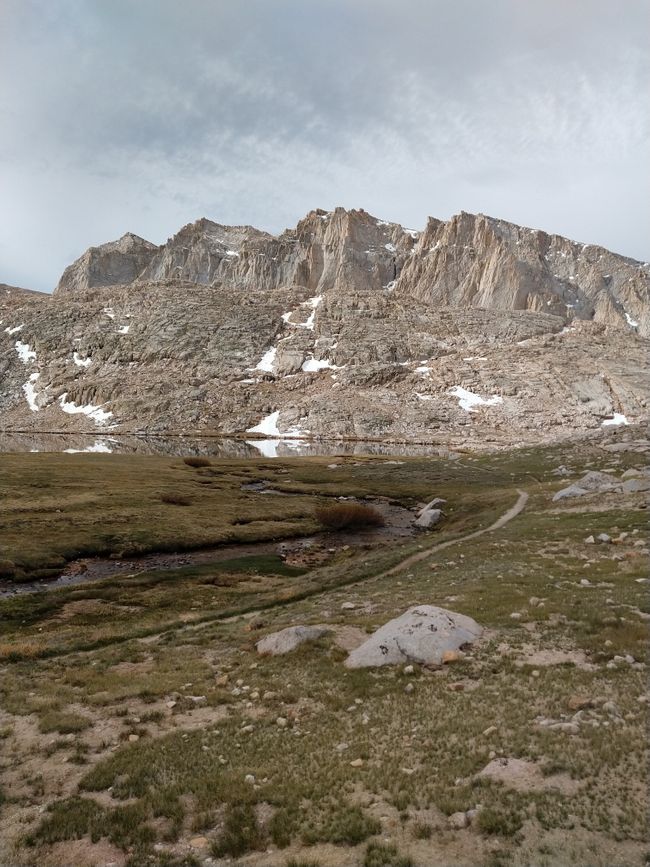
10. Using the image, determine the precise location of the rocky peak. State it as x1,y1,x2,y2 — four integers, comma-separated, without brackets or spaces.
54,233,158,295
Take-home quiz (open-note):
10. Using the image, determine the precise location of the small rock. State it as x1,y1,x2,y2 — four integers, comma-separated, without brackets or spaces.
276,717,288,728
241,724,255,733
568,695,594,711
442,649,461,664
350,758,364,767
584,535,595,544
128,734,139,742
244,774,255,784
510,612,522,620
482,725,497,736
404,682,415,694
448,811,469,829
215,674,229,686
597,533,612,544
189,836,208,848
165,700,176,709
262,691,277,700
448,682,465,691
403,665,415,675
341,602,356,610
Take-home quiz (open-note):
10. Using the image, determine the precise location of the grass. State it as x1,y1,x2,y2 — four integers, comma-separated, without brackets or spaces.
1,440,648,866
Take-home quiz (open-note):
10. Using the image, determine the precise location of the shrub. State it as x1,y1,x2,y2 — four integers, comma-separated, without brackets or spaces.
160,493,192,506
476,806,523,837
183,457,212,468
314,502,385,530
364,841,414,867
412,821,432,839
38,711,92,734
211,803,264,857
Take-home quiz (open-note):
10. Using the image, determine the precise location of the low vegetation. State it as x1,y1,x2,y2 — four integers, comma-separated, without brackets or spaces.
315,501,385,530
0,440,647,866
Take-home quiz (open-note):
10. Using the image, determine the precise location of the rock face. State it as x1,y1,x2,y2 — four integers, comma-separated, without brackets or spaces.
344,605,483,668
256,625,330,655
1,207,649,445
55,233,158,294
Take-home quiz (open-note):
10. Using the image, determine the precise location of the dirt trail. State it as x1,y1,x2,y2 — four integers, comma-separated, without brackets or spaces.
380,489,529,577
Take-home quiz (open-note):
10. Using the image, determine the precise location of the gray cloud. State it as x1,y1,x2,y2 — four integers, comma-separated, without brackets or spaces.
1,0,648,290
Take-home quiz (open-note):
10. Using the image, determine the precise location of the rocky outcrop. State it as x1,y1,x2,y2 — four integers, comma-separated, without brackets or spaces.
55,233,159,295
394,212,650,337
256,625,330,655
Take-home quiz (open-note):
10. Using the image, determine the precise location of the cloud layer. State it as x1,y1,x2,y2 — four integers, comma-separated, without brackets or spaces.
1,0,648,290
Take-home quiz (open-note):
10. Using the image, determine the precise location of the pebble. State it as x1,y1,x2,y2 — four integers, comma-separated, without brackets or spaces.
404,683,415,694
341,602,356,610
244,774,255,784
403,665,415,675
276,717,288,728
350,758,364,767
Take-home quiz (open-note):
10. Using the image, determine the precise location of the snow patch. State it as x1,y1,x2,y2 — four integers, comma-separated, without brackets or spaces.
73,352,92,368
225,249,239,257
23,372,40,411
448,385,503,413
15,341,36,364
4,324,23,335
246,410,307,439
624,311,639,328
59,393,113,425
103,308,115,319
117,325,130,334
255,346,277,372
302,356,335,372
415,365,431,376
384,243,396,253
602,413,629,427
301,295,323,330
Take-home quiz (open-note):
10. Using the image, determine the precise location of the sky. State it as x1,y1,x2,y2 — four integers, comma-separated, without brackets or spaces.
1,0,648,292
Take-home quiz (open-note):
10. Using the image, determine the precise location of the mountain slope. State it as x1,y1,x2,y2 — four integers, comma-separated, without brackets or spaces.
2,208,648,447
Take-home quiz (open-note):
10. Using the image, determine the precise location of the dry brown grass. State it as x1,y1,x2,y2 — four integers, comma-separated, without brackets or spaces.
315,502,385,530
183,456,212,468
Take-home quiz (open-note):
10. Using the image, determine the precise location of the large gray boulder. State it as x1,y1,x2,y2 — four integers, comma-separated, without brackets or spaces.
345,605,482,669
415,508,442,528
256,625,330,656
553,470,622,501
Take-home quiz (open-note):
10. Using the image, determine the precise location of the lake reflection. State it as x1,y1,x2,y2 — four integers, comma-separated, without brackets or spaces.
0,431,455,458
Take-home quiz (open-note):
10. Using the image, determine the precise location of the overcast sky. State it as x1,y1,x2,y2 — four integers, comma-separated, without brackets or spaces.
1,0,648,291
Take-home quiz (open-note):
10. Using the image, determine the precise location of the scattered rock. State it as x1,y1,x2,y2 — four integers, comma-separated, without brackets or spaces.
341,601,356,610
350,758,364,768
345,604,482,669
415,508,443,529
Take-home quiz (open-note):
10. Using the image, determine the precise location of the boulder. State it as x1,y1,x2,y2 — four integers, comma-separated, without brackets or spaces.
256,625,330,656
415,508,442,528
344,604,482,669
553,470,622,501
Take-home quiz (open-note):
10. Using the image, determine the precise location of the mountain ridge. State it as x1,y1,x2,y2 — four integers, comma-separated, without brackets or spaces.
2,207,648,448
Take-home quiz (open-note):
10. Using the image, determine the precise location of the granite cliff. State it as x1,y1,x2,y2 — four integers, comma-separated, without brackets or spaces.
2,208,648,448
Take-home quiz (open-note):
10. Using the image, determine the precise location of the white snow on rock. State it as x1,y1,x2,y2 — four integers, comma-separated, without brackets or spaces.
15,341,36,364
103,307,115,319
255,346,277,372
225,249,239,257
23,372,40,411
448,385,503,413
64,439,113,454
384,242,396,253
624,311,639,328
59,393,113,425
246,410,282,436
301,295,323,330
117,324,130,334
415,365,431,376
246,410,307,439
281,311,294,324
302,356,335,372
4,324,23,335
345,605,483,669
73,352,92,368
602,413,629,427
